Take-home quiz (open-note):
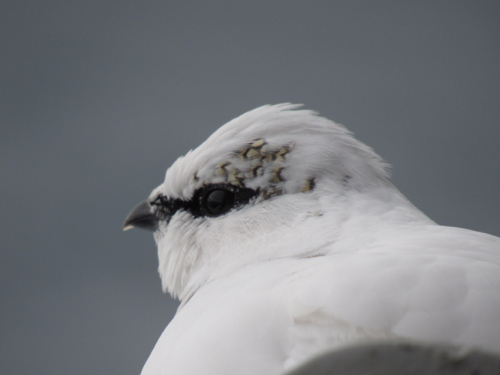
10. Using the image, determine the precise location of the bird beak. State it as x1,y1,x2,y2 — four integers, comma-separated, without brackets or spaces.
123,200,159,232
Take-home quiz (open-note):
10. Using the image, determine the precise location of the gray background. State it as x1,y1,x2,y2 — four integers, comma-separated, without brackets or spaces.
1,1,499,374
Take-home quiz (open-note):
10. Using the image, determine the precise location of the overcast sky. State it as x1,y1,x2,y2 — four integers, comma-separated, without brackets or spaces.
1,2,499,374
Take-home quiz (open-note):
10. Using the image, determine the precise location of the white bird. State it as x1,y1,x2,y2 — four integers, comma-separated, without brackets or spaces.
123,103,500,375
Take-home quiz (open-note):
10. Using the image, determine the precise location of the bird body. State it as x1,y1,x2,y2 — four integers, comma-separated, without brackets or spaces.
124,104,500,375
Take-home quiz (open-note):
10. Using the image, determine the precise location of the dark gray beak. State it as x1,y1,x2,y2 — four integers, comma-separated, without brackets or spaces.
123,200,159,231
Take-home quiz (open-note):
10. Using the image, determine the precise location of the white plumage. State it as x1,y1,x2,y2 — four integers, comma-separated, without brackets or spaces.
123,104,500,375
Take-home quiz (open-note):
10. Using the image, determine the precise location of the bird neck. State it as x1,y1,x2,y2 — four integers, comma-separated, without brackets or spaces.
175,185,434,305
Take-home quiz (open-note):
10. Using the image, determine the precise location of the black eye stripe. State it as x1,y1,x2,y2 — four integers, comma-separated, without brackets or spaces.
151,184,259,221
150,195,187,222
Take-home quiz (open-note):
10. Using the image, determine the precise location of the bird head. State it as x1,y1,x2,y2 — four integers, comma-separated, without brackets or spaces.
123,104,393,301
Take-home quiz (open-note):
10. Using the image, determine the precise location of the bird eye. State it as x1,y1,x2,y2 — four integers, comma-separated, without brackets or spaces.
203,189,236,216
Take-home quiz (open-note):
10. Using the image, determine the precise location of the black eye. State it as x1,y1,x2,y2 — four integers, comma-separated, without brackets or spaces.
203,189,236,216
